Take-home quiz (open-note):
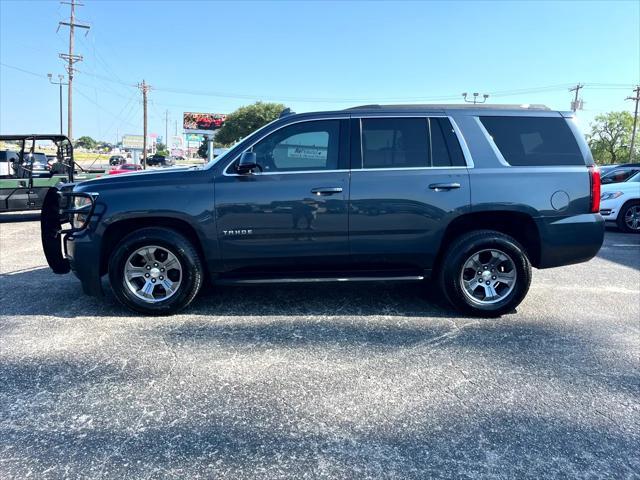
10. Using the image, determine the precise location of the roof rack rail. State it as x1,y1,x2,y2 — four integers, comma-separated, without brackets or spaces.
345,104,551,111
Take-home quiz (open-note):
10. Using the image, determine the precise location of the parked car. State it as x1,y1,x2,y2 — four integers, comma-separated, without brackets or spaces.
600,171,640,233
598,164,619,176
109,155,126,166
41,104,604,316
600,163,640,185
145,154,170,166
109,163,143,175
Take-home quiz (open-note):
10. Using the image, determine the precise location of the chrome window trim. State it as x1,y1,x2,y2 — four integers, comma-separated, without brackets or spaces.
355,166,469,172
355,115,474,170
223,114,474,176
448,116,474,168
474,116,511,167
222,116,349,177
230,169,349,176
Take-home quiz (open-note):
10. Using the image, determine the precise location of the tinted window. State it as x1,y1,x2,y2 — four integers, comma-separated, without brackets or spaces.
430,118,466,167
253,120,340,172
362,118,428,168
601,168,640,184
480,116,584,166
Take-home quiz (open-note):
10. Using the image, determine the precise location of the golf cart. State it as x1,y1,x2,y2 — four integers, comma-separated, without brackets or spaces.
0,134,103,212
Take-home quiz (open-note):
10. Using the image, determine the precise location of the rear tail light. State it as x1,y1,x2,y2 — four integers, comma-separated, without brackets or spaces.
588,165,600,213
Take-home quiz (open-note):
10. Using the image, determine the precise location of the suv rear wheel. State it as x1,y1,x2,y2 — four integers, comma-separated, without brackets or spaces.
438,230,532,317
108,227,203,315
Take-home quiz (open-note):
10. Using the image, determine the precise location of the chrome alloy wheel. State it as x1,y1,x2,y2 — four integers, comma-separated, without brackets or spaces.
124,246,182,303
460,249,517,305
624,205,640,231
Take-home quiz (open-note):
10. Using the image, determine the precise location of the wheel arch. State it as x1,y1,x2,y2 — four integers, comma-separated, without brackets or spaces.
434,210,542,273
100,217,206,276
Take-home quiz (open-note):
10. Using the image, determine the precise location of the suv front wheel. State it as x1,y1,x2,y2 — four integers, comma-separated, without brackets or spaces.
438,230,532,317
108,227,204,315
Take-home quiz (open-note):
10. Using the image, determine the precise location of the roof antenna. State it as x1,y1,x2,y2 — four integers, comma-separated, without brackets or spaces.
279,108,295,118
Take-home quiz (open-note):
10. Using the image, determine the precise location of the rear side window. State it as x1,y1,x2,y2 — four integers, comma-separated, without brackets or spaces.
430,118,466,167
479,116,584,166
362,118,428,168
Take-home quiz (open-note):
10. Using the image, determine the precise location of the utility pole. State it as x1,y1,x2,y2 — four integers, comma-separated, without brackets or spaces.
138,80,150,169
462,92,489,104
47,73,68,134
58,0,90,142
569,84,584,112
626,86,640,163
165,110,169,151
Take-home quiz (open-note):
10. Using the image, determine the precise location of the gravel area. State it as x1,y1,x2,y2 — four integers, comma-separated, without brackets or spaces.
1,218,639,479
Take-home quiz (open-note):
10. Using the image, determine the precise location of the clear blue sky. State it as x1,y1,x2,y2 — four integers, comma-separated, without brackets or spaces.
1,0,639,143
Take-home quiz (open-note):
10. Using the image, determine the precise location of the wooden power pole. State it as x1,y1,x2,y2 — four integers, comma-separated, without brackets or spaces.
58,0,89,142
626,86,640,163
138,80,150,169
165,110,169,151
569,84,584,112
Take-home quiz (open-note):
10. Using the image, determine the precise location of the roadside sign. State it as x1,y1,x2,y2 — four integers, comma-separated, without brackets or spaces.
122,135,144,149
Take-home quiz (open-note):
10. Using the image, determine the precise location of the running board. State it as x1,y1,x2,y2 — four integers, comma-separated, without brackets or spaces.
216,275,425,285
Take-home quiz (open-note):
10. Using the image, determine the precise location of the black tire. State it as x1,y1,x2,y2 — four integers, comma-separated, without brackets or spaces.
438,230,532,317
108,227,203,315
616,200,640,234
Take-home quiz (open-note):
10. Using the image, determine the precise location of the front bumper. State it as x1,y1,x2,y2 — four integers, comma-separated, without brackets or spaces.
65,230,104,296
535,213,605,268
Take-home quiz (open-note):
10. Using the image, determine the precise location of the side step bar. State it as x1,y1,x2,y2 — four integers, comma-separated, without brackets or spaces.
216,275,425,285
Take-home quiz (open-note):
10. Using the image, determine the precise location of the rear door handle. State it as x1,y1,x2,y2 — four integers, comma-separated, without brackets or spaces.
311,187,343,196
429,182,461,191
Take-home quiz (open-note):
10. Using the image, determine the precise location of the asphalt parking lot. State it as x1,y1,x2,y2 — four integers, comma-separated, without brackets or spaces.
0,218,638,479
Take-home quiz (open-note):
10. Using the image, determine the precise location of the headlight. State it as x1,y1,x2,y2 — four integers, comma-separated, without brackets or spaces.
600,191,623,201
72,195,92,229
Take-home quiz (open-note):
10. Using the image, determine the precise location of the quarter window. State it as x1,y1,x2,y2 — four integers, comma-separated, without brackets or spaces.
252,120,340,172
479,116,584,166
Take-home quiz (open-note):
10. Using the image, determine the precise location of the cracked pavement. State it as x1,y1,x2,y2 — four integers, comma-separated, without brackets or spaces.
0,217,639,479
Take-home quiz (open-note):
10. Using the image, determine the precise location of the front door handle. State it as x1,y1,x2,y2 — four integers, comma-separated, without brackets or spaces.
429,182,461,191
311,187,343,196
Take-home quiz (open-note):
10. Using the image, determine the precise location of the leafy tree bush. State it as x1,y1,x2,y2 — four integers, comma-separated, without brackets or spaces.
587,111,637,164
214,101,286,146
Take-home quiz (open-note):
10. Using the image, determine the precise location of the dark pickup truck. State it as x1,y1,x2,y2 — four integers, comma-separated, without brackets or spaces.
41,104,604,316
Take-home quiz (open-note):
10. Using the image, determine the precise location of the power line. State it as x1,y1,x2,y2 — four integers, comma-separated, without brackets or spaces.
626,86,640,162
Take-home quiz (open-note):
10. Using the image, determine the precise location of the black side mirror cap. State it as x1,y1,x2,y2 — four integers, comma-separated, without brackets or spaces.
237,151,258,174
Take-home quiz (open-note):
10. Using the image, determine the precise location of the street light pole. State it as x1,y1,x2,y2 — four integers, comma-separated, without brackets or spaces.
48,73,68,135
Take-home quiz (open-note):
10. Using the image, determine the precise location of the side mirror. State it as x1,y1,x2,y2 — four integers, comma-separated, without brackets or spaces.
236,151,258,174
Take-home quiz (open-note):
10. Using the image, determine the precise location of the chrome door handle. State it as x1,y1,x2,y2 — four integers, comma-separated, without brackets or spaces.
429,182,461,191
311,187,343,196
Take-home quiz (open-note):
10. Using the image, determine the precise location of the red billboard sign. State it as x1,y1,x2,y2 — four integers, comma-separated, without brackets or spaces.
183,112,227,131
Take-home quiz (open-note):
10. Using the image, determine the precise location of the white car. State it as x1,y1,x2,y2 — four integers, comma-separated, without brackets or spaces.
600,171,640,233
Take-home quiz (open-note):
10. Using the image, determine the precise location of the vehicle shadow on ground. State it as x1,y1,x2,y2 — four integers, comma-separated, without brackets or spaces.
0,265,466,320
600,228,640,271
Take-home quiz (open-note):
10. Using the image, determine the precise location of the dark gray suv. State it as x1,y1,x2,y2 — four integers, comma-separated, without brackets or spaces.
41,104,604,317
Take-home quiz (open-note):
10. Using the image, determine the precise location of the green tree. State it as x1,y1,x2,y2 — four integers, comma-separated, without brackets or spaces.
214,101,286,146
156,142,169,156
587,111,636,165
74,136,97,150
